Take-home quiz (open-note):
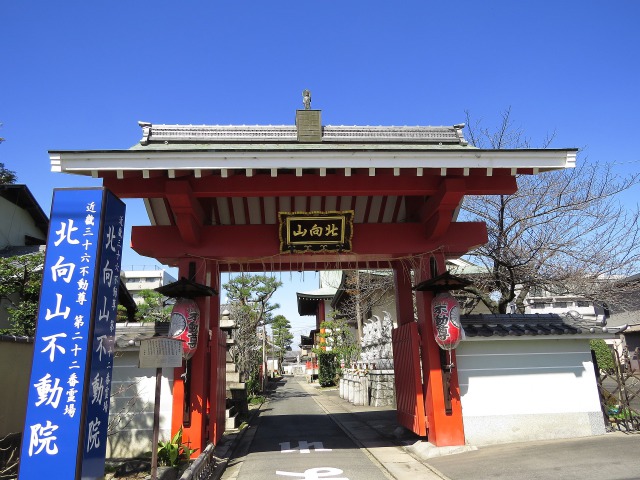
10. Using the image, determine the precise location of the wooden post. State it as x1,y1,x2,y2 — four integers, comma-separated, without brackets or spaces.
150,367,162,480
207,262,225,445
170,364,185,445
172,258,211,456
393,263,414,326
415,256,465,446
317,299,326,329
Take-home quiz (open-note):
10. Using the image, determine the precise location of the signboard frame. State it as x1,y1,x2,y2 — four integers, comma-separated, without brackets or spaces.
278,210,354,253
138,337,183,369
19,188,125,480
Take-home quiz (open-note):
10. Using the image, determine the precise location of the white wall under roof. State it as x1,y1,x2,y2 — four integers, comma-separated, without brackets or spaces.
457,338,605,445
107,351,173,458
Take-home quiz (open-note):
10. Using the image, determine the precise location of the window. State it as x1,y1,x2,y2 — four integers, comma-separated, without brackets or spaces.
530,287,544,297
531,303,548,310
554,302,568,309
577,301,591,308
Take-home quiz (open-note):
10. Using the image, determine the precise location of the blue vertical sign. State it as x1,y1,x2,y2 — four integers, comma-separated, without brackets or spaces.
19,188,125,480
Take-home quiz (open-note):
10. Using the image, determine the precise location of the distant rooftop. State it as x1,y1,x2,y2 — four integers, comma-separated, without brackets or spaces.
297,286,337,317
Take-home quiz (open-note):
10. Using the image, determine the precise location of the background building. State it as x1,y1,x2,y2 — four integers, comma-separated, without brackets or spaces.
121,268,177,304
0,184,48,330
0,184,48,252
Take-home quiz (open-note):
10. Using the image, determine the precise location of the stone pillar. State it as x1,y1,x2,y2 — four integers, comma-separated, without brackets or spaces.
353,374,361,404
362,373,369,406
348,373,355,403
369,370,396,407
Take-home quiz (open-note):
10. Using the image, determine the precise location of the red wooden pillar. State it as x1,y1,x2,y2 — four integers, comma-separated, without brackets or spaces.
206,262,225,445
170,264,186,446
171,258,211,456
171,371,186,438
393,263,414,326
391,261,428,437
317,298,326,329
415,256,465,446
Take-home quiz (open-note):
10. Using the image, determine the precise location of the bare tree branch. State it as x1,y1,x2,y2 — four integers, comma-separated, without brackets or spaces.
460,110,640,313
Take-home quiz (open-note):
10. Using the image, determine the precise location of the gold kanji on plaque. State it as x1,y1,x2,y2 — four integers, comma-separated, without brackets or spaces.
279,211,354,253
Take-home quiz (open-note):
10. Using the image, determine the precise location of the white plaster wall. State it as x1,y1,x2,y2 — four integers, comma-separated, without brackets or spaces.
107,351,174,458
323,299,335,322
457,338,606,446
0,196,45,248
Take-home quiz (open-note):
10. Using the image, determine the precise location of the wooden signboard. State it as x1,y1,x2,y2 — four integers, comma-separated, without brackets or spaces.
139,337,183,369
279,211,354,253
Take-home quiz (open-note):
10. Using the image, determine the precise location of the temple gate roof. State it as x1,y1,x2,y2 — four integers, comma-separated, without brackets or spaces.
49,113,577,270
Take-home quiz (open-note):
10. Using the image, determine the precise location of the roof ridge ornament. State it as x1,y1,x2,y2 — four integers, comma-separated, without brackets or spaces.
453,123,468,146
302,89,311,110
139,121,152,145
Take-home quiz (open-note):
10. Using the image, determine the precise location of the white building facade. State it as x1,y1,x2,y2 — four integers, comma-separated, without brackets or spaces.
121,269,177,304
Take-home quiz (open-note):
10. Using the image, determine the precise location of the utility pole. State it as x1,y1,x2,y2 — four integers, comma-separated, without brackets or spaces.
262,321,267,391
355,270,363,343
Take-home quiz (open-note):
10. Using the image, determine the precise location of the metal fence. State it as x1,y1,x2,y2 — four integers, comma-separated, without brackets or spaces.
178,443,217,480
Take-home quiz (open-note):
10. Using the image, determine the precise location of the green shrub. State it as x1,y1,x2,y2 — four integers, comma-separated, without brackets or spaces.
318,352,338,387
157,427,198,467
609,407,640,419
248,395,265,405
591,339,615,373
245,368,261,396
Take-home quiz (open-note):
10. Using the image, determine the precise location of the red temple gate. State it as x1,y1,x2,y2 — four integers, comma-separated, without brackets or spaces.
51,107,576,450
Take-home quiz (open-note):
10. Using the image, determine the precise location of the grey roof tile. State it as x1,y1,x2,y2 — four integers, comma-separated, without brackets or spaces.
461,314,584,338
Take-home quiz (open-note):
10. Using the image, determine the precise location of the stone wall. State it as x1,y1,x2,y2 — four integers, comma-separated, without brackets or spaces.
339,310,397,408
339,368,396,408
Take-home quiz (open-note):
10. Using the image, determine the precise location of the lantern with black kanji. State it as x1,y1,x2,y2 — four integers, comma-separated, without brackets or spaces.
431,292,463,350
155,276,217,360
168,297,200,359
414,271,470,351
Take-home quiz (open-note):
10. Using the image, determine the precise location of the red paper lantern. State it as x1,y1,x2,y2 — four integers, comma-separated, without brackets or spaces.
168,298,200,359
431,292,463,350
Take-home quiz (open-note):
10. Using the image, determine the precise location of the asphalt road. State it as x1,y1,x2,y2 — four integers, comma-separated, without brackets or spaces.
221,378,392,480
428,432,640,480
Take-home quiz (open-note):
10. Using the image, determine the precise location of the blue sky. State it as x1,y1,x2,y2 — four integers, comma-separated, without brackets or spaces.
2,1,639,337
